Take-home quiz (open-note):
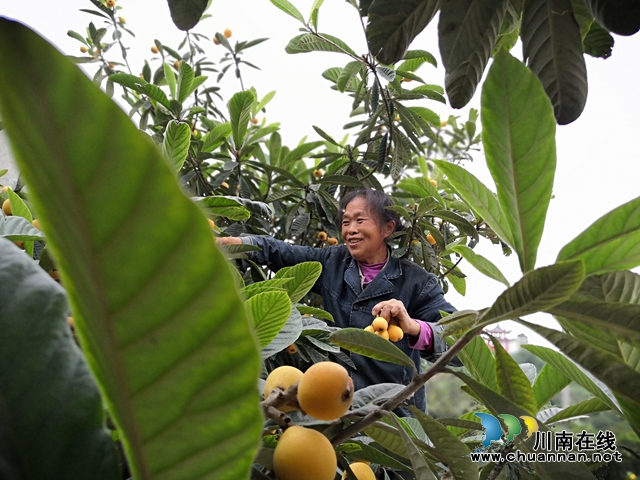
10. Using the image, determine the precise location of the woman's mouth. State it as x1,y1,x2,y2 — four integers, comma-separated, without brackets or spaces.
348,238,362,246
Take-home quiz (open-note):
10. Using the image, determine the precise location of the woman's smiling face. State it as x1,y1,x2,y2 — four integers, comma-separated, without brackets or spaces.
341,196,395,265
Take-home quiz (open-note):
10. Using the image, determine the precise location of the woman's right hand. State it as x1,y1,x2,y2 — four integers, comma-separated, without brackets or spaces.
215,236,242,246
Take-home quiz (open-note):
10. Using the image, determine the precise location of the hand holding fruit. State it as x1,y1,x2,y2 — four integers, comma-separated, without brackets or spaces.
371,299,420,337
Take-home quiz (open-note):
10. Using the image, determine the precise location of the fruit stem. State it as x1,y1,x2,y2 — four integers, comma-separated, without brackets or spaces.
260,384,301,428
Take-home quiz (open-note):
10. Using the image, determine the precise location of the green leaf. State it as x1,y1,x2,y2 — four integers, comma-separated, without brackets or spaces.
482,49,556,272
246,291,292,348
449,245,510,286
452,370,597,479
273,261,322,303
194,196,251,221
228,90,255,150
396,176,439,199
437,309,479,337
408,106,440,127
261,307,303,359
434,161,513,246
521,0,588,124
202,122,232,152
519,321,640,432
176,61,195,103
557,195,640,275
167,0,209,30
162,120,191,172
7,188,34,256
296,305,334,322
0,19,262,479
523,344,620,412
438,0,509,108
454,334,498,390
240,278,292,299
545,397,611,424
430,210,479,241
285,33,358,57
312,125,341,147
585,0,640,36
557,316,622,356
329,328,416,370
269,0,306,23
366,0,440,65
317,175,364,188
109,72,147,90
0,216,46,241
0,239,120,479
492,337,538,415
255,90,276,115
337,61,362,93
408,408,476,480
163,62,177,100
583,20,614,58
480,261,585,326
549,272,640,348
142,83,171,109
386,413,437,480
343,441,411,471
532,363,571,408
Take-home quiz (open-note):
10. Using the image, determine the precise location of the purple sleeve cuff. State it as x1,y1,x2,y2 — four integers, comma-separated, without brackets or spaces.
407,320,433,351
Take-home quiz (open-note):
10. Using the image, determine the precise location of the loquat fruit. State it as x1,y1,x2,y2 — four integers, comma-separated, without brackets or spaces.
224,28,232,38
429,178,437,187
297,362,354,420
221,181,229,189
49,270,61,281
208,218,215,229
342,462,375,480
32,219,41,230
441,120,448,127
287,344,298,354
317,231,328,241
1,186,12,192
151,45,159,54
371,316,388,333
313,169,323,178
402,72,414,82
174,60,181,70
363,325,375,334
67,316,75,329
327,237,338,246
251,117,259,124
213,36,221,45
426,233,436,246
106,0,116,7
80,46,88,53
108,62,116,69
14,241,24,249
273,426,337,480
2,199,11,215
119,16,126,24
264,365,303,413
387,324,404,342
375,329,390,340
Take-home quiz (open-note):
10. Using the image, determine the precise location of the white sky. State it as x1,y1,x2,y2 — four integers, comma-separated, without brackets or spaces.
4,0,640,346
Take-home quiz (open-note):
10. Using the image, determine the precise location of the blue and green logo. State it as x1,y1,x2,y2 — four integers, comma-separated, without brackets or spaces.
474,413,539,448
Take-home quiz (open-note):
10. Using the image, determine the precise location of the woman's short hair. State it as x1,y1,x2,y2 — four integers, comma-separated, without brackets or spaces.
339,188,405,232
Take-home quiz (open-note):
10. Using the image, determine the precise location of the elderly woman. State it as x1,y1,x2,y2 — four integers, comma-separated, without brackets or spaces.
218,188,455,413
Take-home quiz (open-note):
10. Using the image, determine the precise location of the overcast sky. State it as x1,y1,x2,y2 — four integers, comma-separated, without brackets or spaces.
4,0,640,346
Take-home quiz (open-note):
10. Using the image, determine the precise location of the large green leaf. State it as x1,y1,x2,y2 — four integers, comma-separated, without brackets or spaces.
448,245,510,286
162,120,191,172
583,20,614,58
342,441,411,471
246,291,292,348
273,261,322,304
409,408,476,480
167,0,209,30
481,49,556,272
532,363,571,409
386,414,436,480
176,61,195,103
479,261,585,326
557,316,622,356
556,195,640,275
523,344,620,412
492,338,538,415
550,273,640,348
329,328,416,370
0,216,46,241
0,239,120,480
202,123,232,152
452,371,597,479
285,33,358,57
365,0,440,65
0,19,262,479
521,0,588,124
269,0,305,23
585,0,640,35
438,0,508,108
453,334,498,390
194,196,251,221
434,161,513,245
545,397,611,424
524,325,640,437
228,90,255,150
261,306,303,359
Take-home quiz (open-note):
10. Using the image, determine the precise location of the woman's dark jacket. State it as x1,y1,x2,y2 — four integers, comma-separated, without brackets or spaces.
243,236,455,412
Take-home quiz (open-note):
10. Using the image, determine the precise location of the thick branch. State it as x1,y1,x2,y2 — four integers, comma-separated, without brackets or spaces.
260,384,301,428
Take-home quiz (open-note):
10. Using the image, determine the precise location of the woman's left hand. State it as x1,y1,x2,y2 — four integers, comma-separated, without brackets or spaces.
371,299,420,336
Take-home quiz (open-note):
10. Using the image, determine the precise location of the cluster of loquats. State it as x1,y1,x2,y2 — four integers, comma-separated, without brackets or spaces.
265,362,371,480
317,230,338,246
364,316,403,342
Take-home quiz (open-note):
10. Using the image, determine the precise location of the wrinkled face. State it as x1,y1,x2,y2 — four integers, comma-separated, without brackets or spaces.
341,196,395,265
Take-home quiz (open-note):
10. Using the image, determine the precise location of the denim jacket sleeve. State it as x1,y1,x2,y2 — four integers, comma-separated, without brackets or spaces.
242,236,329,272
